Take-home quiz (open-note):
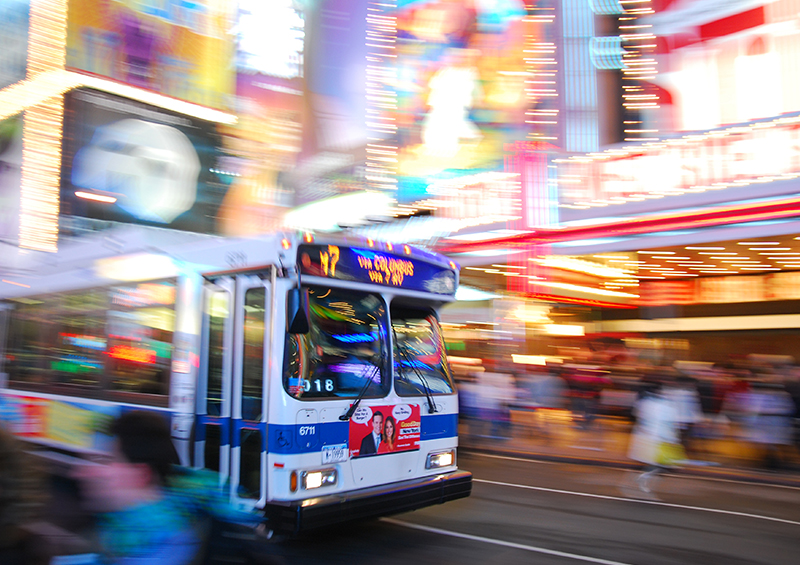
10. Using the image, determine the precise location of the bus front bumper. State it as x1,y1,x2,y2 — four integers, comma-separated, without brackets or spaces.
265,469,473,534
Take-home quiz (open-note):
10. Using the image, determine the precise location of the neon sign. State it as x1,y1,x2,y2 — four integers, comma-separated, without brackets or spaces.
298,244,456,295
60,333,107,351
108,345,156,364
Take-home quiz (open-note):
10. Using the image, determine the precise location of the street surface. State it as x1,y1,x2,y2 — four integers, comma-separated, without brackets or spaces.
267,452,800,565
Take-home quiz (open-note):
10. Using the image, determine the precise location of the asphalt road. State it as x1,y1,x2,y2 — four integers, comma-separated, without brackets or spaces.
265,452,800,565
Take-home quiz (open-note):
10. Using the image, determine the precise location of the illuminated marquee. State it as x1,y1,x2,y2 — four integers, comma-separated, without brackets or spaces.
557,114,800,209
298,244,456,295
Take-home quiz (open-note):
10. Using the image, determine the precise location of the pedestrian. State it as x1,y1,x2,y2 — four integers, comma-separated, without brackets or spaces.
663,375,704,457
627,381,685,494
0,421,49,565
75,410,264,565
566,365,610,430
737,380,795,470
474,363,516,439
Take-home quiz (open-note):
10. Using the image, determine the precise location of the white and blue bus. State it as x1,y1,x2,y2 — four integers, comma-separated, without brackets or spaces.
0,227,471,534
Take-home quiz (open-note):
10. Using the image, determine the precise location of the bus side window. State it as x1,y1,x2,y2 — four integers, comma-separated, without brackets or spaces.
283,334,305,399
4,282,176,406
5,291,106,389
206,290,229,417
106,282,176,401
242,288,265,421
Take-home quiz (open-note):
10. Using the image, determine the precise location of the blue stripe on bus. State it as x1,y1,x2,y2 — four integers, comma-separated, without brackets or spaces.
266,413,458,455
421,412,458,440
195,415,231,446
231,419,267,451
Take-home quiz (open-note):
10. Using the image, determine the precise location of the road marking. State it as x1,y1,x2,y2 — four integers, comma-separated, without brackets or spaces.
622,468,800,491
469,452,800,490
474,478,800,526
382,518,638,565
471,452,558,465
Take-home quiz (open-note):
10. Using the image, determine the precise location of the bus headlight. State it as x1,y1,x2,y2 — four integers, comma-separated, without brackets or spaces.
426,449,455,469
302,468,337,490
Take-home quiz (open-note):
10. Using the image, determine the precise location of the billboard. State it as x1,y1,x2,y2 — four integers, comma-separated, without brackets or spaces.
298,0,531,204
66,0,235,110
0,115,22,245
392,0,530,199
0,0,28,90
60,88,231,235
214,0,305,235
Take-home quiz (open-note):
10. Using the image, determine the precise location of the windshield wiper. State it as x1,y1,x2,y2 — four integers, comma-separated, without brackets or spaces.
392,325,437,414
340,353,383,421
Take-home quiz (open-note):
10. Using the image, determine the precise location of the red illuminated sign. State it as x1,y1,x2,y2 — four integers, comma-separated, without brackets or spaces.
108,345,156,364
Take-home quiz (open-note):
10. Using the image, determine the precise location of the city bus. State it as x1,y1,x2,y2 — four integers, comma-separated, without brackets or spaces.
0,226,471,534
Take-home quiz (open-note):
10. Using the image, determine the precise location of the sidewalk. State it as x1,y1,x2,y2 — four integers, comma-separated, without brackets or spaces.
459,409,800,488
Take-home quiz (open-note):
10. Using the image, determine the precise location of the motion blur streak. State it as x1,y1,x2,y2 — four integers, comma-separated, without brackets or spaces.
381,518,635,565
473,478,800,526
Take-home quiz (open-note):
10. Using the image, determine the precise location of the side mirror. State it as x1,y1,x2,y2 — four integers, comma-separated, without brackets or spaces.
287,287,310,334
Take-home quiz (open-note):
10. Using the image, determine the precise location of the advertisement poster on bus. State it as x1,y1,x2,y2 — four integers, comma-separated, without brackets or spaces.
349,404,420,458
0,393,120,452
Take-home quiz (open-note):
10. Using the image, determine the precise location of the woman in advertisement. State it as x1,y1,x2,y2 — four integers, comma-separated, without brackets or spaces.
378,415,398,454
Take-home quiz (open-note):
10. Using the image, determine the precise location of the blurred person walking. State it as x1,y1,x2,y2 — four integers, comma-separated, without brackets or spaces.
75,410,269,565
737,381,796,470
515,364,568,442
0,421,50,565
663,375,704,457
474,363,517,439
565,365,610,430
626,381,685,495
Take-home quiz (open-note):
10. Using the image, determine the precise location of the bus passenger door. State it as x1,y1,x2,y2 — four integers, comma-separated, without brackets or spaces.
229,275,270,507
197,278,235,483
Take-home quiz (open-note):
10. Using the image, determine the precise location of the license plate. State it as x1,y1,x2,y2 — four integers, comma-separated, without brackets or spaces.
322,443,348,464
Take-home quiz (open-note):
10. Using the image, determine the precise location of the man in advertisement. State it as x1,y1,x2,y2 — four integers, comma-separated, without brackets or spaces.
359,410,384,456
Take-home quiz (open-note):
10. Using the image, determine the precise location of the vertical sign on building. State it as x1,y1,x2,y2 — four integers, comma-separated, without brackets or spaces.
365,0,398,193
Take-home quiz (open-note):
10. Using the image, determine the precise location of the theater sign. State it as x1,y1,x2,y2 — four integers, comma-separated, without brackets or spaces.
556,112,800,210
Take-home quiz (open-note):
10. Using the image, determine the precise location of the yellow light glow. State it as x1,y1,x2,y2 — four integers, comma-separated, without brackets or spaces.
533,280,639,298
0,71,237,125
531,256,634,279
20,97,63,252
75,191,117,204
544,324,585,336
17,0,68,252
96,254,178,282
512,304,552,324
511,354,549,366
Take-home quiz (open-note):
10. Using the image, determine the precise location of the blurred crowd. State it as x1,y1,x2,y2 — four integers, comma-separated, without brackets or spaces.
453,349,800,473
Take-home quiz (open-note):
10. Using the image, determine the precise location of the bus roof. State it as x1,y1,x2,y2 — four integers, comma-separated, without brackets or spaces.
1,226,459,299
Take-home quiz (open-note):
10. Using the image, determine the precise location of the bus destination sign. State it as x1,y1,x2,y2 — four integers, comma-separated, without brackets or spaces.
298,244,456,295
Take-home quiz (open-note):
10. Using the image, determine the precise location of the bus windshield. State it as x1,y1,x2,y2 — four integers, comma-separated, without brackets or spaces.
283,286,388,399
391,306,455,396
